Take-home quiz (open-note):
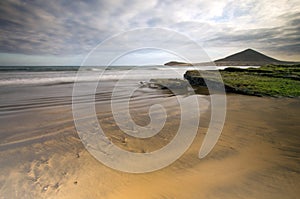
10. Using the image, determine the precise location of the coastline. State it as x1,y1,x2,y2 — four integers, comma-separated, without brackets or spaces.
184,64,300,97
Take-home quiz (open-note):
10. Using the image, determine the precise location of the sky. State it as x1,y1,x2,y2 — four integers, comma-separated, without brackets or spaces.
0,0,299,66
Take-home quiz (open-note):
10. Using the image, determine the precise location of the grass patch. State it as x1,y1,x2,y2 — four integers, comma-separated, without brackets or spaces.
184,64,300,97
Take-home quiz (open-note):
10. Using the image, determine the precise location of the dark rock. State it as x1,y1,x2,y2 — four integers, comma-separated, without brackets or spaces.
140,79,190,90
164,61,192,66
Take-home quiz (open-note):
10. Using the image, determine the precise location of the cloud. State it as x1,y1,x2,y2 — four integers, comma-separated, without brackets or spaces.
0,0,299,65
202,12,300,58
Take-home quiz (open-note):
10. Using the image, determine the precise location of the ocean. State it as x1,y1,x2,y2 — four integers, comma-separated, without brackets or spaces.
0,65,212,143
0,65,220,86
1,64,258,123
0,65,220,112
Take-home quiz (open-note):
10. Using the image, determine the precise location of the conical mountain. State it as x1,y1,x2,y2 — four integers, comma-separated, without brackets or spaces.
164,48,298,66
215,49,279,62
214,49,295,66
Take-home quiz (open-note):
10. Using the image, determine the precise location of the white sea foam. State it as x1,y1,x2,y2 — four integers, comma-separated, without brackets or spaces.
0,65,258,86
0,66,185,86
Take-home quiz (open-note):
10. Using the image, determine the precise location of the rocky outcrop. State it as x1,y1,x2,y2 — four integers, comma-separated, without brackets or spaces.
183,64,300,97
164,61,193,66
183,71,235,92
140,79,190,90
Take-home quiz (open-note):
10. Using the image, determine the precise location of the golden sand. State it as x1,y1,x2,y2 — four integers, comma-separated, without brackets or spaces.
0,95,299,198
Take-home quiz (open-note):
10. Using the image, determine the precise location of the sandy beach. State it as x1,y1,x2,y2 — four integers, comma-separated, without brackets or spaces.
0,89,299,199
1,0,300,198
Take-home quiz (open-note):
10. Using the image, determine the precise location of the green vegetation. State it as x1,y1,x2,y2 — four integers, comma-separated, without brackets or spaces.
184,64,300,97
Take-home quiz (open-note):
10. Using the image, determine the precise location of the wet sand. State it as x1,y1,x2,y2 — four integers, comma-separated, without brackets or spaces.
0,94,299,199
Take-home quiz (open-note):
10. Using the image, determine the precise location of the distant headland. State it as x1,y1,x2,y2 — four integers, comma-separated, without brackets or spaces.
164,49,299,66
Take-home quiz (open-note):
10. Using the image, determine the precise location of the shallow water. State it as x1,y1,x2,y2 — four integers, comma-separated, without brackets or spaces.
0,65,212,149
